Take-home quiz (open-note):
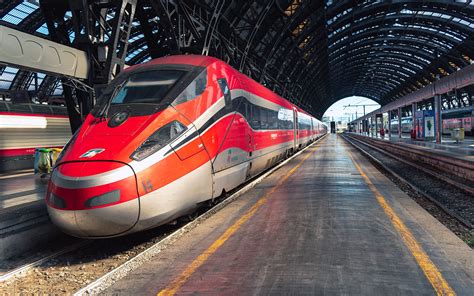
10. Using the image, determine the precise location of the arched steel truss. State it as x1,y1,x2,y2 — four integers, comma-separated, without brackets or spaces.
0,0,473,119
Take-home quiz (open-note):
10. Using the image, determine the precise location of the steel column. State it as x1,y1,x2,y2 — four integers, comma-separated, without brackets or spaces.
375,114,379,138
398,107,402,139
40,0,137,132
434,94,442,143
388,111,392,138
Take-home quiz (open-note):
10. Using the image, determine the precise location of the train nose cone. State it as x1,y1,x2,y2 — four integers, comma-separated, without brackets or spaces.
47,161,139,237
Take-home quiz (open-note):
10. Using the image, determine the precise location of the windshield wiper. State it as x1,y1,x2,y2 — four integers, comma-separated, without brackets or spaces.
98,81,126,121
98,101,111,121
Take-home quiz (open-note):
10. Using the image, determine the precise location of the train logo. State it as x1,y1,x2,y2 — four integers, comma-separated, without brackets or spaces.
79,148,105,158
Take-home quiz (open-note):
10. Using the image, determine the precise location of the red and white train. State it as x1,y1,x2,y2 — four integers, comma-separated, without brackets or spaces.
46,55,327,237
0,101,70,173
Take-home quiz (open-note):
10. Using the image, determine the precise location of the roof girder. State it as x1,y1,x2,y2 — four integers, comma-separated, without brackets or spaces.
0,0,473,118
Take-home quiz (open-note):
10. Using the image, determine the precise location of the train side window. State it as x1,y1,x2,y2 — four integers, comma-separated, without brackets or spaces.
173,69,207,105
268,110,278,129
260,108,270,130
250,104,261,129
0,102,7,112
217,78,231,108
278,108,293,130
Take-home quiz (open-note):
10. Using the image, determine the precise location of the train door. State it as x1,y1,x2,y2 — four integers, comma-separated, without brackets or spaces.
234,80,253,171
245,100,254,161
293,108,299,150
209,76,251,198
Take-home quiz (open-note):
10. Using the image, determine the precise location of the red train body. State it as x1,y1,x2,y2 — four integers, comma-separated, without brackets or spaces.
46,55,326,237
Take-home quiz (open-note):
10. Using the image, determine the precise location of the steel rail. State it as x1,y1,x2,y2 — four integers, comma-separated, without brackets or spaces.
0,241,91,283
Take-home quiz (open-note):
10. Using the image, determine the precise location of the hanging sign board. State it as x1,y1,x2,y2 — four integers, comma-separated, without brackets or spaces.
424,116,435,138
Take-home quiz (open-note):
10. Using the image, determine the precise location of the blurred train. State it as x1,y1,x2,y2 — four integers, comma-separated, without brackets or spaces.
46,55,327,238
0,101,71,173
442,108,473,136
389,108,473,136
389,117,413,134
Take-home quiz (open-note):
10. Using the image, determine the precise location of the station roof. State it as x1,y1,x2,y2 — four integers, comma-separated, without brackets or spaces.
0,0,473,117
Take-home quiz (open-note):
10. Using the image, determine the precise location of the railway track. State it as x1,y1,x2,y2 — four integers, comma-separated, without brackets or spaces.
0,241,90,282
348,134,474,182
342,134,474,234
0,135,327,295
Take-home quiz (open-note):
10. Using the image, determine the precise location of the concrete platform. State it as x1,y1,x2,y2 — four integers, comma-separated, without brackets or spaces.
0,171,47,209
104,134,473,295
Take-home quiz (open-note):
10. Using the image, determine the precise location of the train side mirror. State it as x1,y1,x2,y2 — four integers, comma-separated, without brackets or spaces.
217,78,232,109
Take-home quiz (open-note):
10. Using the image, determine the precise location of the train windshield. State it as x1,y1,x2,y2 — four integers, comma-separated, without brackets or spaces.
110,70,185,105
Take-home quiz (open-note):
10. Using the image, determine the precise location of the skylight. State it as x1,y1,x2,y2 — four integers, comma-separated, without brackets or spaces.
1,1,38,25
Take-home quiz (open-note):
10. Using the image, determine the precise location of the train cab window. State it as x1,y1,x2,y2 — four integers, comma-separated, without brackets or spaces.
110,70,185,105
235,97,248,118
173,69,207,105
217,78,231,108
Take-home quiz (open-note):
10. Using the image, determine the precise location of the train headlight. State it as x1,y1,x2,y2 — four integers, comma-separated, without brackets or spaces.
47,192,66,209
84,190,120,208
131,120,187,161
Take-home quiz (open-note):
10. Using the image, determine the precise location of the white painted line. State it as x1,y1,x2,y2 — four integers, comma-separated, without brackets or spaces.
0,171,34,180
0,193,44,209
74,135,327,296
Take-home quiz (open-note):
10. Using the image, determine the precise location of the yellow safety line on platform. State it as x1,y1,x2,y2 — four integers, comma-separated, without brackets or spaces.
157,139,326,296
347,149,455,296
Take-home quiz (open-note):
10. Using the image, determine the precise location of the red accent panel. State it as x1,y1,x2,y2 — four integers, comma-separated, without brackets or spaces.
173,137,205,160
47,174,138,211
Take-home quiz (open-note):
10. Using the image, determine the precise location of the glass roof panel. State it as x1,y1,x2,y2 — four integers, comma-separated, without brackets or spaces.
1,1,38,25
0,0,471,110
125,45,148,62
0,67,20,89
129,33,144,43
27,72,45,90
36,23,49,35
53,83,63,95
